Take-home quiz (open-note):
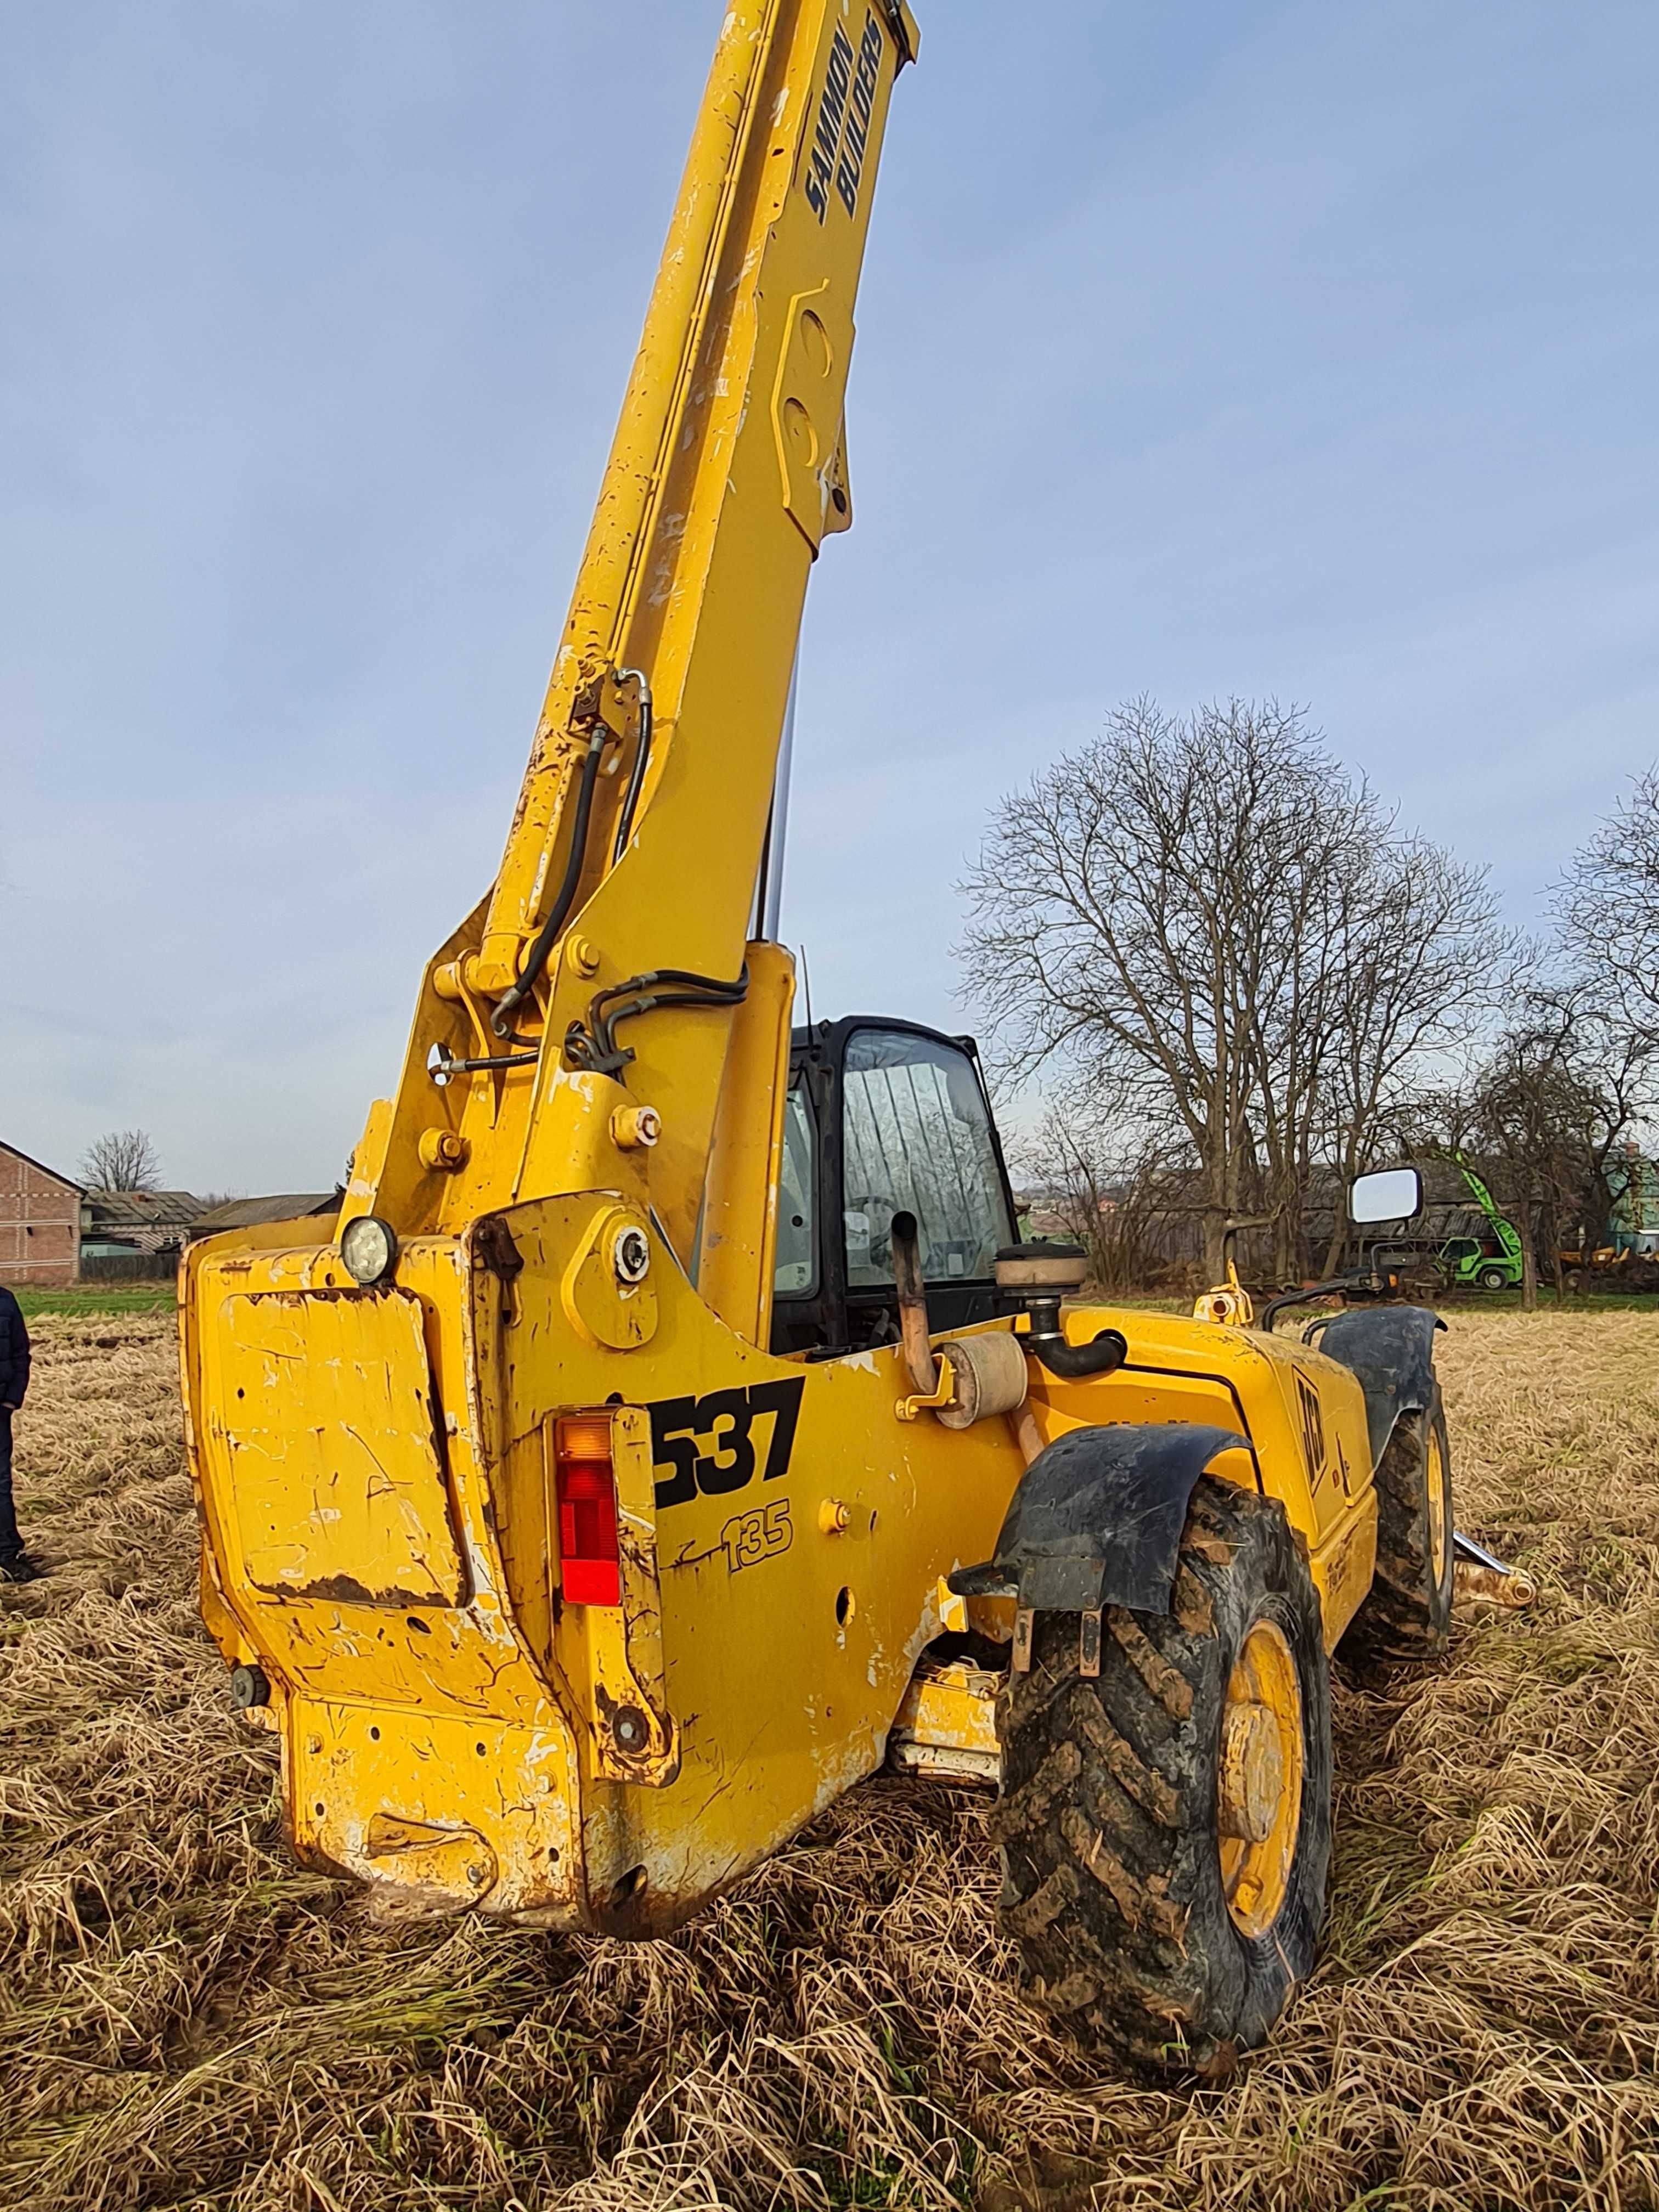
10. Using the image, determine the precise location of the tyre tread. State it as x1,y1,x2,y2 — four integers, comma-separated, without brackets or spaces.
1343,1391,1453,1662
994,1476,1332,2072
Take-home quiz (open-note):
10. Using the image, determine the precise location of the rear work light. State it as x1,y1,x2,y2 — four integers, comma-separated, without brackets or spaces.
556,1414,621,1607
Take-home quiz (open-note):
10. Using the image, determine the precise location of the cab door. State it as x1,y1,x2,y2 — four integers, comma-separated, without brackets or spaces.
769,1019,1017,1357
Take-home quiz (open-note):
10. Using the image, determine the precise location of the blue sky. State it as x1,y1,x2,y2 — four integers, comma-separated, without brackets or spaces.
3,2,1656,1193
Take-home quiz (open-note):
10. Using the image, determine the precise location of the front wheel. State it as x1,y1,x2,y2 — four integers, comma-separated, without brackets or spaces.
1341,1391,1454,1661
992,1477,1333,2075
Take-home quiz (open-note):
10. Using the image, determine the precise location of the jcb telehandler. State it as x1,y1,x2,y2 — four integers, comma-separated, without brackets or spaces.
182,2,1459,2070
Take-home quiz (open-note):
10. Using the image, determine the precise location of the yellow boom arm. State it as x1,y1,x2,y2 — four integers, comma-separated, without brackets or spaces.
343,0,919,1323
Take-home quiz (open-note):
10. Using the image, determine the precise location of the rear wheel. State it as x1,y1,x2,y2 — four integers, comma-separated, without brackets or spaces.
992,1476,1333,2075
1342,1390,1454,1661
1477,1266,1510,1291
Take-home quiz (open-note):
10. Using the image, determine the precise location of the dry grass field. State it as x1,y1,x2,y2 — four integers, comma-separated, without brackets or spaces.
3,1308,1658,2210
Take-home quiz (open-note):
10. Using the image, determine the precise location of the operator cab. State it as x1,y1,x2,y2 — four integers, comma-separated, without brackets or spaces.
769,1017,1019,1359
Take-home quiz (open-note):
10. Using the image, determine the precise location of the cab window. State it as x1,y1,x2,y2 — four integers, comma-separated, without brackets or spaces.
840,1029,1012,1287
772,1078,817,1296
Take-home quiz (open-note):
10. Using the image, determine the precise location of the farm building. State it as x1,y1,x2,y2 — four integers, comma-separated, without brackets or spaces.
0,1139,83,1286
188,1193,341,1238
81,1189,206,1258
79,1191,210,1282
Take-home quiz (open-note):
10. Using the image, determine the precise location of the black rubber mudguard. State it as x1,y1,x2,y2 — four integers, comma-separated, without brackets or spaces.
1315,1305,1445,1470
949,1423,1243,1616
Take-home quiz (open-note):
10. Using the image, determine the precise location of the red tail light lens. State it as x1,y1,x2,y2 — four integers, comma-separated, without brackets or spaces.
556,1415,620,1607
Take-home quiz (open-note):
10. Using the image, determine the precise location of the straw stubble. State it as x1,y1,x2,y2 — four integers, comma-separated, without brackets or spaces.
2,1310,1656,2209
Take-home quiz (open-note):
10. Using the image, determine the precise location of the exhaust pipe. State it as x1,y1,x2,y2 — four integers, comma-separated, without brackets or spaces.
890,1211,939,1398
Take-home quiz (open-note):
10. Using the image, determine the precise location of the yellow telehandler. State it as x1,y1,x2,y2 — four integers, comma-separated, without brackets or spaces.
182,2,1460,2070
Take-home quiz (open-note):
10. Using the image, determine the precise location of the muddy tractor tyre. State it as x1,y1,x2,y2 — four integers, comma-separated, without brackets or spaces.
1477,1266,1510,1293
1342,1390,1454,1662
992,1476,1333,2076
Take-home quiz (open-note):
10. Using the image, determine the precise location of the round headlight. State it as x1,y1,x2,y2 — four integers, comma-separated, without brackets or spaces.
341,1214,399,1286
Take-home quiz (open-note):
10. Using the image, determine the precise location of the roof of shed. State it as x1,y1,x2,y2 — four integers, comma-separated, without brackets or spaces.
83,1189,206,1228
190,1193,341,1233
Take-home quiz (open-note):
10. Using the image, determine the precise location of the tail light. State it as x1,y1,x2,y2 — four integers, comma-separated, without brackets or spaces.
556,1414,621,1606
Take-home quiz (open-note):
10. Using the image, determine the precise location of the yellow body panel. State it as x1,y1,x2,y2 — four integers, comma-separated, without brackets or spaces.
183,1206,1377,1931
211,1286,462,1607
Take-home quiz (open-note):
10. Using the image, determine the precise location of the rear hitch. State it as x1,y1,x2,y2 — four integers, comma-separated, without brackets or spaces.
1453,1531,1537,1610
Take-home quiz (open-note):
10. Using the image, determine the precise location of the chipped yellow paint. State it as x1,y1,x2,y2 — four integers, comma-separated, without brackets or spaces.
211,1286,461,1607
184,1202,1384,1931
291,1699,578,1918
890,1659,1002,1779
324,3,918,1268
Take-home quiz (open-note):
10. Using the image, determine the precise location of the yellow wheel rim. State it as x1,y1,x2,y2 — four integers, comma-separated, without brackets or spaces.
1217,1618,1304,1939
1427,1424,1449,1586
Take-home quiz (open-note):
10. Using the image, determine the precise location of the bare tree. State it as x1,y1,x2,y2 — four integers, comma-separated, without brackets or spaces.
1020,1106,1191,1293
960,698,1512,1277
1555,768,1659,1045
1393,986,1658,1309
80,1129,162,1193
1310,840,1520,1274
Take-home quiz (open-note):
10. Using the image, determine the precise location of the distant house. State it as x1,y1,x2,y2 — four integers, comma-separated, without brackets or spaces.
0,1140,83,1287
188,1193,341,1239
81,1188,206,1257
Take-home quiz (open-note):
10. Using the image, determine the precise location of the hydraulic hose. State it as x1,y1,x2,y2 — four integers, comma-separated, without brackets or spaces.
491,726,610,1039
564,964,749,1076
610,669,653,866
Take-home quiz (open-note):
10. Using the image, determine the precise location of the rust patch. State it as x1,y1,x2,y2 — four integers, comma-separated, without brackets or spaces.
473,1215,525,1283
283,1572,444,1610
592,1678,677,1785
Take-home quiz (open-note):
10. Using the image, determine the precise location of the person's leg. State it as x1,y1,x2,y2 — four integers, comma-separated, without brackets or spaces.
0,1407,21,1561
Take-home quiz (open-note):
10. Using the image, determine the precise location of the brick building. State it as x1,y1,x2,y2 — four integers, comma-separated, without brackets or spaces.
0,1140,83,1287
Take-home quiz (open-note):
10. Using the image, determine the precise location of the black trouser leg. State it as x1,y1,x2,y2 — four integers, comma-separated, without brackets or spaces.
0,1408,21,1560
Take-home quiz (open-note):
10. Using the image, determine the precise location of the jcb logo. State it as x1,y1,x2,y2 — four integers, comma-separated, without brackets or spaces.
649,1378,805,1510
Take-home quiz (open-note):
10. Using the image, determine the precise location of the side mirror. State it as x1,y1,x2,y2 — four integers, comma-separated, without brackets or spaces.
1350,1166,1423,1226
